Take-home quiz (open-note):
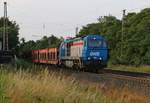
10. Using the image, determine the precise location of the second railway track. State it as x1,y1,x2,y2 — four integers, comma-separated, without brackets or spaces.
98,69,150,98
100,69,150,78
72,69,150,98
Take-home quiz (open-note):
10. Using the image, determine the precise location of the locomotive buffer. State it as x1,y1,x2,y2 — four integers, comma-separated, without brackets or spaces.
0,2,13,63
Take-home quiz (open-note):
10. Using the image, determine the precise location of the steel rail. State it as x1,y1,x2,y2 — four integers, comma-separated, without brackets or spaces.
99,69,150,78
97,70,150,98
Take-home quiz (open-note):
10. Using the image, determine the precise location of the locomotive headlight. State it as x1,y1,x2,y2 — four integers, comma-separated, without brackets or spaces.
88,57,91,60
99,57,102,60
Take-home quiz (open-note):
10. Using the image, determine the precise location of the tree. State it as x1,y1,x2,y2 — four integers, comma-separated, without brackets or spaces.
18,35,62,59
35,35,62,49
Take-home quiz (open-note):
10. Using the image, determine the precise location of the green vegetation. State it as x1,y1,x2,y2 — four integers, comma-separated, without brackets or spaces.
18,35,63,59
78,8,150,66
14,59,35,69
0,65,147,103
0,70,9,103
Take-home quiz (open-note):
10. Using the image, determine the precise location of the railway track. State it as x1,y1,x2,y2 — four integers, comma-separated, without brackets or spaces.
37,64,150,98
97,69,150,98
66,67,150,98
100,69,150,78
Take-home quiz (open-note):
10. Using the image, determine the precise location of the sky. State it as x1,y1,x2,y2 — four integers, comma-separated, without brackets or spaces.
0,0,150,41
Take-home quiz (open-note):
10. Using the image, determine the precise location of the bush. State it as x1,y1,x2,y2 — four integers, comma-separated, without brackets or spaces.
13,59,35,70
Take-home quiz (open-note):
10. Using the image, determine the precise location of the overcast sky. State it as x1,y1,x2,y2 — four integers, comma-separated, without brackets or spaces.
0,0,150,41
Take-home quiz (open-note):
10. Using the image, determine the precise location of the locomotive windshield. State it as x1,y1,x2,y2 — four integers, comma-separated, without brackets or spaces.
88,39,107,48
88,39,102,47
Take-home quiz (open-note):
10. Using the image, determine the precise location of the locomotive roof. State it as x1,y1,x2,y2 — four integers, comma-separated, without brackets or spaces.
64,34,104,43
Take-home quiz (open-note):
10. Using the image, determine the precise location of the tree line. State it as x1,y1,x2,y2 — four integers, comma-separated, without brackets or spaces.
18,35,62,58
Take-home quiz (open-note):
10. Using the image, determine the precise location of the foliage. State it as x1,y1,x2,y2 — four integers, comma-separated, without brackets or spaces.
35,35,62,49
78,8,150,66
18,35,63,58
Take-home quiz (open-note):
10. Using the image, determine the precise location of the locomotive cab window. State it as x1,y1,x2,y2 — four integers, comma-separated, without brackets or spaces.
88,39,102,48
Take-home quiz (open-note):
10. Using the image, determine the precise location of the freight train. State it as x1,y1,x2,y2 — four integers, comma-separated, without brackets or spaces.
32,34,109,71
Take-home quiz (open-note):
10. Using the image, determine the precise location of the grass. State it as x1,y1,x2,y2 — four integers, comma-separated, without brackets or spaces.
0,69,9,103
13,59,35,69
0,65,149,103
108,65,150,73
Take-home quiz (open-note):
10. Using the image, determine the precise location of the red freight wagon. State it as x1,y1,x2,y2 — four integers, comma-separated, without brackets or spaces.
32,48,59,65
38,48,48,63
47,48,59,65
32,50,39,63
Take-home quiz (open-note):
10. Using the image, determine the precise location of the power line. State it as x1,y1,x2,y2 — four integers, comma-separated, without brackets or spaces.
75,27,79,35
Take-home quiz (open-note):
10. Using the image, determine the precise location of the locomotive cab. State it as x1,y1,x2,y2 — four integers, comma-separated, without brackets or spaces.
82,35,108,69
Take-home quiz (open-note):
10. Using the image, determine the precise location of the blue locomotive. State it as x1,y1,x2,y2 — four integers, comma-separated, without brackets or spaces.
59,34,109,71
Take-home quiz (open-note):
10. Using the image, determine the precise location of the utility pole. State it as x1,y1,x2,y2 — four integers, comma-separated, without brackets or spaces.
75,27,79,36
3,2,9,51
121,9,126,57
43,24,46,35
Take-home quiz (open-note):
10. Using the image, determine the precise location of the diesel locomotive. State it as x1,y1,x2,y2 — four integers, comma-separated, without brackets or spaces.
32,34,109,71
